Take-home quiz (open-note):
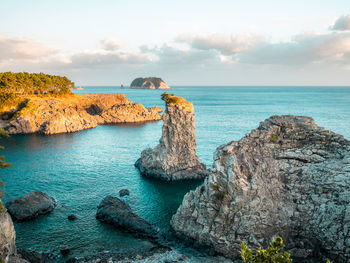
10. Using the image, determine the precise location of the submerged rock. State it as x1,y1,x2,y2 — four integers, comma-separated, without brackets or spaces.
6,191,56,222
1,94,162,135
96,195,158,239
171,115,350,262
0,203,16,262
119,189,130,197
130,77,171,89
135,93,208,181
68,214,78,221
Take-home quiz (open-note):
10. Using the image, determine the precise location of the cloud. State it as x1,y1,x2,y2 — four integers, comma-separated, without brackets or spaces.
0,36,58,62
100,39,122,51
176,33,264,55
330,15,350,31
67,50,149,69
239,32,350,65
174,31,350,66
141,44,218,65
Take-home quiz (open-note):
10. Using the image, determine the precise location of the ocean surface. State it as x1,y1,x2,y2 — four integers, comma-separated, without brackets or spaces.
1,86,350,259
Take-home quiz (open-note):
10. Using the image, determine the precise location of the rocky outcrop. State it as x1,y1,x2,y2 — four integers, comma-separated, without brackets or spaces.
171,115,350,262
135,93,208,181
6,191,56,222
96,195,158,239
1,94,162,135
0,203,16,263
130,77,171,89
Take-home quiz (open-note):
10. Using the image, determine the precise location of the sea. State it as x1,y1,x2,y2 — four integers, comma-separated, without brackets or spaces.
1,86,349,259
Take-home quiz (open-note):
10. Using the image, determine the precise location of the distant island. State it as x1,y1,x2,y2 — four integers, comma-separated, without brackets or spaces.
130,77,170,89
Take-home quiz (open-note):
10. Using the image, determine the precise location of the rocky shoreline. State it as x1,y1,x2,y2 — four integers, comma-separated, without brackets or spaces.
0,94,162,135
1,112,349,262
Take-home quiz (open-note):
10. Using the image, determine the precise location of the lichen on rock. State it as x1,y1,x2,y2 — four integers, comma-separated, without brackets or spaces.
135,93,208,181
171,115,350,262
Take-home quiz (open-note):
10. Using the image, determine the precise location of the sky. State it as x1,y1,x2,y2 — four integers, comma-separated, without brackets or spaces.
0,0,350,85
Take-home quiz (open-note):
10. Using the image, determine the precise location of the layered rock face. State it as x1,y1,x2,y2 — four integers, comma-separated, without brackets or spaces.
1,94,162,135
171,115,350,262
0,204,16,262
6,191,56,222
130,77,171,89
135,93,208,180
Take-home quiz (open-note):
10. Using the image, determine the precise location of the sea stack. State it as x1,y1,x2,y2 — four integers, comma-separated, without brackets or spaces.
135,93,208,181
130,77,171,89
171,115,350,262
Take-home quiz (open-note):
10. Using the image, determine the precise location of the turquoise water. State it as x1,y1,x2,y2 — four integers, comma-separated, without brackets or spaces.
1,86,350,257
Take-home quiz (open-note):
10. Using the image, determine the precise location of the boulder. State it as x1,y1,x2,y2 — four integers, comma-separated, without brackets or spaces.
119,189,130,197
67,214,78,221
6,191,56,222
171,115,350,262
135,93,208,180
96,195,157,239
0,203,16,263
130,77,170,89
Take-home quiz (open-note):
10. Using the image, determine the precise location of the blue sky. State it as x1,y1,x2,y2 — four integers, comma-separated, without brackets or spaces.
1,0,350,85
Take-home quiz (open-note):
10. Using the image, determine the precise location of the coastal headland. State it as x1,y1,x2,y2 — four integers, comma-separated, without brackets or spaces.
0,94,162,135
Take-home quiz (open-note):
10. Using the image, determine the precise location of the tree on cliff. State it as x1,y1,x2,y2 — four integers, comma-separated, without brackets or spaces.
0,129,11,200
0,72,75,106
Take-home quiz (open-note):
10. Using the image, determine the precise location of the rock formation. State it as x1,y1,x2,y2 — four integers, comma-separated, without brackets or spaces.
0,203,16,262
171,115,350,262
6,191,56,222
0,94,162,135
130,77,171,89
96,195,157,239
135,93,208,181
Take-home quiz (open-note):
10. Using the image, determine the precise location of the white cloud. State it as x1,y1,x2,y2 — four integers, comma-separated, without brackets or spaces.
67,50,149,69
141,44,218,65
330,15,350,31
176,33,264,55
0,35,58,61
100,39,123,51
239,32,350,65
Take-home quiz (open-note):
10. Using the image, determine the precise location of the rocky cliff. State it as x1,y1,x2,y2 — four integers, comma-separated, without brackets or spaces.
0,94,162,135
130,77,170,89
171,115,350,262
135,93,208,181
0,203,16,262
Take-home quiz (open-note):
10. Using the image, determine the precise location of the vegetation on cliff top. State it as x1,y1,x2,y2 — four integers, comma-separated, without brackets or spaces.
0,72,74,108
161,92,194,113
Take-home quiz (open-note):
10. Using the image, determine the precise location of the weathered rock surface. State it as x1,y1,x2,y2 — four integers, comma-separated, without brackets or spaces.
6,191,56,222
135,93,208,180
1,94,162,135
171,115,350,262
130,77,171,89
96,195,158,239
0,203,16,262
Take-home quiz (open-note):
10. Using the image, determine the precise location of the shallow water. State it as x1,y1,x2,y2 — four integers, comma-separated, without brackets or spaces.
1,86,349,257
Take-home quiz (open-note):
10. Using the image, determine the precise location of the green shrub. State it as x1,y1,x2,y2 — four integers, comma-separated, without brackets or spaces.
241,236,292,263
241,237,333,263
